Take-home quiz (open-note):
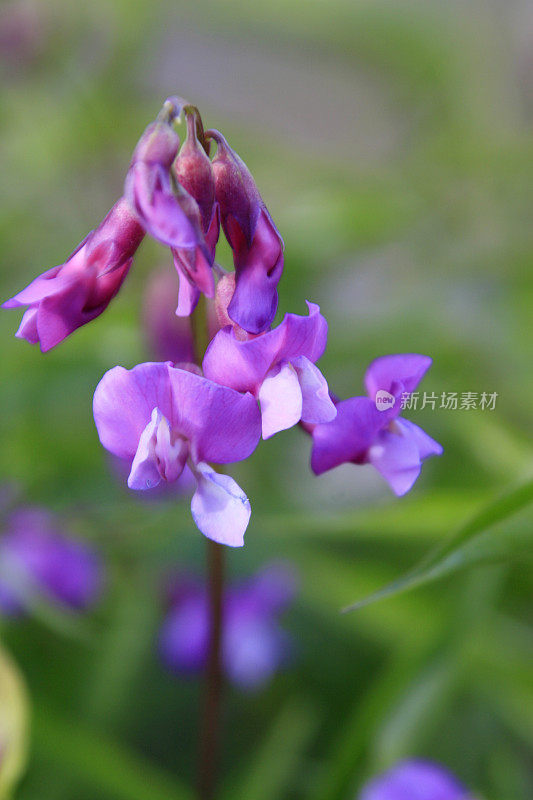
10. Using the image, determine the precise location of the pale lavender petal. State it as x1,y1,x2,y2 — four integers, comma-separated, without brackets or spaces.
258,363,302,439
127,408,163,491
367,421,421,496
190,463,251,547
15,307,39,343
400,418,443,460
93,362,174,460
292,355,337,425
365,354,432,400
244,563,298,613
360,759,470,800
310,396,383,475
223,617,287,690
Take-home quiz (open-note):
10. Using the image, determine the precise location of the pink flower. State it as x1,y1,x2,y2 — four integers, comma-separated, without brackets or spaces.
2,198,144,351
93,362,262,546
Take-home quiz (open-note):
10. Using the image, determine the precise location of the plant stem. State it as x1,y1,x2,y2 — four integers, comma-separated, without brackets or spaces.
197,539,225,800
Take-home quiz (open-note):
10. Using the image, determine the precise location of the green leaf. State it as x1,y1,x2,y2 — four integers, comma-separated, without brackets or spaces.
343,478,533,612
32,706,192,800
222,698,319,800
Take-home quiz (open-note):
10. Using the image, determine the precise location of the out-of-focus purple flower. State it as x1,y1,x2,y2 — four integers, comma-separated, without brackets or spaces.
143,269,195,364
159,563,297,690
0,508,103,615
93,362,261,546
2,198,144,351
208,129,284,334
359,759,471,800
203,302,336,439
309,354,443,496
124,112,204,252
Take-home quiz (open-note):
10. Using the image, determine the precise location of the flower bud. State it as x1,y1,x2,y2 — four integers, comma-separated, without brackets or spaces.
174,113,216,234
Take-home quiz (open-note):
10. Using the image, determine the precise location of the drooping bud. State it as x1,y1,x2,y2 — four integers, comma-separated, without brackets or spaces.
174,113,216,234
208,130,284,335
124,116,204,251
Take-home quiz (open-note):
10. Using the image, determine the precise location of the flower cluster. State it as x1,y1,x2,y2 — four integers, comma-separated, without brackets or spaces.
159,563,296,690
3,97,443,545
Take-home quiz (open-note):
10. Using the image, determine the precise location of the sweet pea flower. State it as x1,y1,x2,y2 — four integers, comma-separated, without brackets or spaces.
359,759,472,800
203,302,336,439
159,563,296,690
2,198,144,351
93,362,261,546
310,354,443,496
208,129,284,334
0,508,104,615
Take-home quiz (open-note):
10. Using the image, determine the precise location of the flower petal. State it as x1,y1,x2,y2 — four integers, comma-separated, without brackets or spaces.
258,363,303,439
365,354,432,400
93,362,174,460
190,463,251,547
203,301,328,393
310,396,383,475
291,355,337,425
360,759,469,800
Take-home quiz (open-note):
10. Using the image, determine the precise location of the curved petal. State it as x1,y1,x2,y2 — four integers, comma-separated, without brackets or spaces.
202,301,328,393
365,354,432,400
258,363,303,439
227,208,284,334
292,355,337,425
167,368,261,464
93,362,174,460
190,463,250,547
400,418,443,460
127,408,162,490
367,424,422,496
310,396,383,475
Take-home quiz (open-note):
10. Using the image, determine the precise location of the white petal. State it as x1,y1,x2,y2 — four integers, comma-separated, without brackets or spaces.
190,463,251,547
258,363,302,439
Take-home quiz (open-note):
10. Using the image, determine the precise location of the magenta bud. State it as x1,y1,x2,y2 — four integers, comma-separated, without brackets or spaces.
174,114,216,234
2,197,144,351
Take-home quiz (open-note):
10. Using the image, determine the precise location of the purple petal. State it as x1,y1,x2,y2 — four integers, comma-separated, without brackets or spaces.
223,616,287,690
190,463,251,546
93,362,175,460
127,408,163,491
360,759,470,800
159,592,209,673
226,207,284,334
167,369,261,464
365,354,432,400
202,302,328,393
367,418,442,496
174,258,201,317
243,563,298,613
143,270,195,363
310,396,383,475
292,355,337,425
258,363,303,439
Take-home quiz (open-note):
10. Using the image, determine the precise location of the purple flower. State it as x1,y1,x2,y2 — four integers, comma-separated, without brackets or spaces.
93,362,262,546
209,130,284,334
203,302,337,439
159,563,297,690
0,508,103,615
124,116,204,252
359,759,471,800
2,198,144,351
310,354,443,496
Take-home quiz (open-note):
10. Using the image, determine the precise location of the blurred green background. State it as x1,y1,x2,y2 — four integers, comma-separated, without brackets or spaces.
1,0,532,798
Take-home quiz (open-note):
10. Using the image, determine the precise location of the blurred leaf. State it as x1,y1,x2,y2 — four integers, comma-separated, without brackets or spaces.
0,644,29,800
222,698,319,800
344,478,533,612
32,706,192,800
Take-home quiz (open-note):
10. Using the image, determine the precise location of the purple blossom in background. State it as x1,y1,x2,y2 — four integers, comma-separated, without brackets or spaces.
203,302,336,439
93,362,261,546
159,563,297,690
2,198,144,351
310,354,443,496
0,508,103,615
359,759,472,800
143,270,196,364
209,129,284,334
